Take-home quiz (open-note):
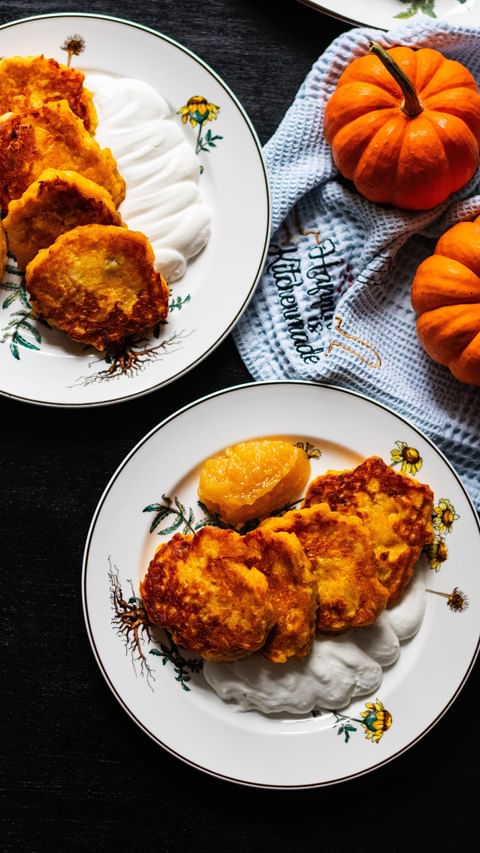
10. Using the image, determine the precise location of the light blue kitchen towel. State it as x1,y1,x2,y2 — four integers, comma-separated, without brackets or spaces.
233,18,480,508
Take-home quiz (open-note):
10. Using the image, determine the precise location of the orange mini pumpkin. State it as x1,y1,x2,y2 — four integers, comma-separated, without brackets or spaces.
411,218,480,385
324,42,480,210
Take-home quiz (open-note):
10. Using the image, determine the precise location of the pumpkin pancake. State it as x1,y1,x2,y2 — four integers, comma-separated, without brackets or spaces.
0,100,125,211
140,526,275,662
303,456,434,604
141,524,318,663
243,527,318,663
0,54,97,132
260,503,389,633
3,168,123,269
25,224,169,351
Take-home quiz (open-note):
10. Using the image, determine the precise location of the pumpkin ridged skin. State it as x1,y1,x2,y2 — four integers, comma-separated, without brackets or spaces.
450,332,480,384
411,217,480,385
436,221,480,275
324,46,480,210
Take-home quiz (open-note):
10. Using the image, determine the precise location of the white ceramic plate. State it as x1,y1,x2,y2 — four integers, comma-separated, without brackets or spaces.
0,14,270,407
82,381,480,788
298,0,480,29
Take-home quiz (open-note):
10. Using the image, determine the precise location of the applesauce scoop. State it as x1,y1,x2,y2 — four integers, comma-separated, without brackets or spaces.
198,438,311,527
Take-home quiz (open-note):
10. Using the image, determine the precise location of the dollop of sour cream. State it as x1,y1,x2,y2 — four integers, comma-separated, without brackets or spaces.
203,562,428,714
85,73,212,282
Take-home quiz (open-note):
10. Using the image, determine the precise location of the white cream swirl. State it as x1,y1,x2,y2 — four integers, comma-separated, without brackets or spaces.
85,73,212,282
203,561,428,714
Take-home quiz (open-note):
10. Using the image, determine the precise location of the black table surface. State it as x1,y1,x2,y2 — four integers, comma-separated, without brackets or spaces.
2,2,479,850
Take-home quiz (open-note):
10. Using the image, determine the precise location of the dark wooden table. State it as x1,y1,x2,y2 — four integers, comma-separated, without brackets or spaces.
2,2,478,850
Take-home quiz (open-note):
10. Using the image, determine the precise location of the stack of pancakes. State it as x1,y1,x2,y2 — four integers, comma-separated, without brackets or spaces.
0,54,168,351
141,455,434,664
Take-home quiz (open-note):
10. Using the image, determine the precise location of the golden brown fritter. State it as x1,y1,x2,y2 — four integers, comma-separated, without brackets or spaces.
303,456,434,604
260,503,389,633
0,55,97,132
0,221,6,280
243,527,317,663
0,100,125,211
25,224,169,351
140,526,275,662
3,169,123,269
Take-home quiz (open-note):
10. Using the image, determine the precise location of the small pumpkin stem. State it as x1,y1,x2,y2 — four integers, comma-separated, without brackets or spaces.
368,41,423,118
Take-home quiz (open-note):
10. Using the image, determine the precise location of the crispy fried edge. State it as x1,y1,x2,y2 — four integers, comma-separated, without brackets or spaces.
0,55,97,132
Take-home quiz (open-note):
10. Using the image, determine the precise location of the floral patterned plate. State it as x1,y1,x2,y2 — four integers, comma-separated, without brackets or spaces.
0,14,270,407
298,0,479,29
82,381,480,788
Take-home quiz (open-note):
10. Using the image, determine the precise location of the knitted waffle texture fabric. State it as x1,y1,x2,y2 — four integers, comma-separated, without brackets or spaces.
233,18,480,509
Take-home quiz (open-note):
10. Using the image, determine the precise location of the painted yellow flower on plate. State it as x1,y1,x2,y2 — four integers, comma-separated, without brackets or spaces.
360,699,393,743
177,95,220,127
433,498,459,535
390,441,423,475
427,536,448,571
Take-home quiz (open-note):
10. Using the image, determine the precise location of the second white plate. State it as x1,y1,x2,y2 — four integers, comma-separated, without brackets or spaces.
298,0,480,29
82,381,480,788
0,14,270,407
